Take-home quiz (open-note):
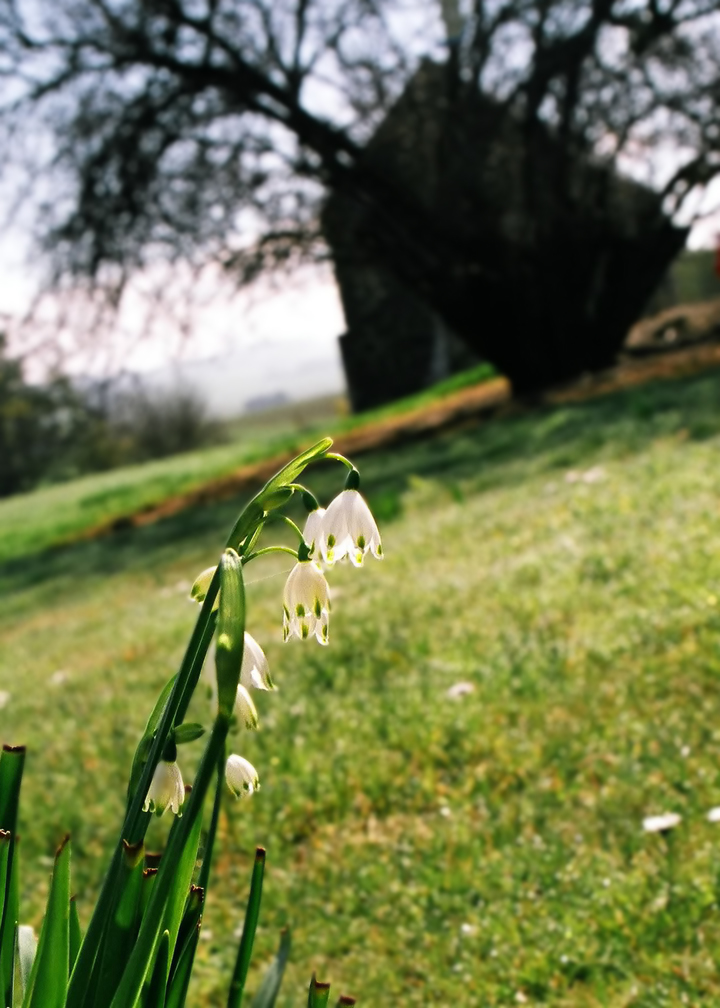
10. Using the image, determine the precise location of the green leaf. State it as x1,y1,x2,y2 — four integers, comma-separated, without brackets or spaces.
215,549,246,718
109,719,229,1008
250,929,291,1008
23,835,71,1008
260,439,333,500
226,438,333,550
93,840,145,1004
159,805,205,958
140,929,169,1008
256,487,294,513
164,927,199,1008
127,674,177,805
69,898,81,977
227,847,266,1008
0,745,25,1008
168,885,203,990
307,973,331,1008
172,723,206,745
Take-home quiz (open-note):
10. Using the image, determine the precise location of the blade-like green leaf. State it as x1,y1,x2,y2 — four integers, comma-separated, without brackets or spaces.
160,805,205,958
69,898,81,977
165,927,199,1008
109,719,229,1008
307,973,331,1008
127,674,177,804
250,929,291,1008
172,723,206,745
168,886,203,988
140,929,169,1008
226,438,333,550
0,744,25,1006
23,835,71,1008
258,439,333,501
93,841,145,1004
227,848,266,1008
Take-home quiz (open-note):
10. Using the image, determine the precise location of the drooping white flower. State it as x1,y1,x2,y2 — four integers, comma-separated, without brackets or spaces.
319,489,383,567
302,507,326,558
241,632,274,691
283,561,329,645
233,683,259,730
143,760,185,817
225,754,260,798
642,812,681,834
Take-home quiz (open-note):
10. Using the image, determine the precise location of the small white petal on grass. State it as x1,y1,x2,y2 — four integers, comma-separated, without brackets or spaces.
642,812,681,833
459,923,477,937
707,807,720,823
49,670,68,686
439,805,451,818
0,691,10,709
446,681,475,699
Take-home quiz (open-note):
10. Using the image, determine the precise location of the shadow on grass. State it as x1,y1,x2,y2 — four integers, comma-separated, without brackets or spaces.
3,367,720,600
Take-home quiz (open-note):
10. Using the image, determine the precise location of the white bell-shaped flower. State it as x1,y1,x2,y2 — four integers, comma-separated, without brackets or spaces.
225,754,260,798
241,632,274,691
143,760,185,817
283,560,329,644
233,683,259,730
302,507,326,557
320,489,383,567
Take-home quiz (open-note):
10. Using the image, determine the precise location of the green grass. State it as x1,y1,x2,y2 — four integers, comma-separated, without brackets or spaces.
0,365,496,568
4,368,720,1005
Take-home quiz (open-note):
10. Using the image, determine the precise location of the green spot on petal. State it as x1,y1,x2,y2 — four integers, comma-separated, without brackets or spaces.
301,623,309,639
314,598,322,618
296,603,305,618
357,534,366,549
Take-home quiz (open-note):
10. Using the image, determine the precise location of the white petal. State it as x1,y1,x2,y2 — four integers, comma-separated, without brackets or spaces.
234,684,259,729
144,761,185,817
302,508,326,556
241,632,274,690
226,754,260,798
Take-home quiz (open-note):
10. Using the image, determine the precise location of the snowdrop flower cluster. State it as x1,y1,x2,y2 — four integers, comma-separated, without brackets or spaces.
161,453,383,816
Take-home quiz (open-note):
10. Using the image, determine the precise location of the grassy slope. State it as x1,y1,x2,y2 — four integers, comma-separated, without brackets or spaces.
2,369,720,1005
0,364,495,567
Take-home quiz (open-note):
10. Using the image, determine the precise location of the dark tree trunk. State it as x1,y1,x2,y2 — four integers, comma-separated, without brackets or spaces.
323,61,688,405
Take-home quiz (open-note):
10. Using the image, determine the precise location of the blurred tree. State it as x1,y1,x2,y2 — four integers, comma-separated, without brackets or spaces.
0,333,87,494
1,0,719,395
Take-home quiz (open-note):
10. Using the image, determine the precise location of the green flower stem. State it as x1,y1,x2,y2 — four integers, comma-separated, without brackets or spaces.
109,714,232,1008
243,545,299,564
66,567,224,1007
197,745,226,893
324,452,354,470
262,513,306,542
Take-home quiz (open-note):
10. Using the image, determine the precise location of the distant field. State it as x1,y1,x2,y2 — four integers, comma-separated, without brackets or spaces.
4,368,720,1005
0,364,495,567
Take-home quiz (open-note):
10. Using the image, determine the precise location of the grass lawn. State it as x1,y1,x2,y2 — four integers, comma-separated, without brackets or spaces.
0,363,495,568
3,368,720,1005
